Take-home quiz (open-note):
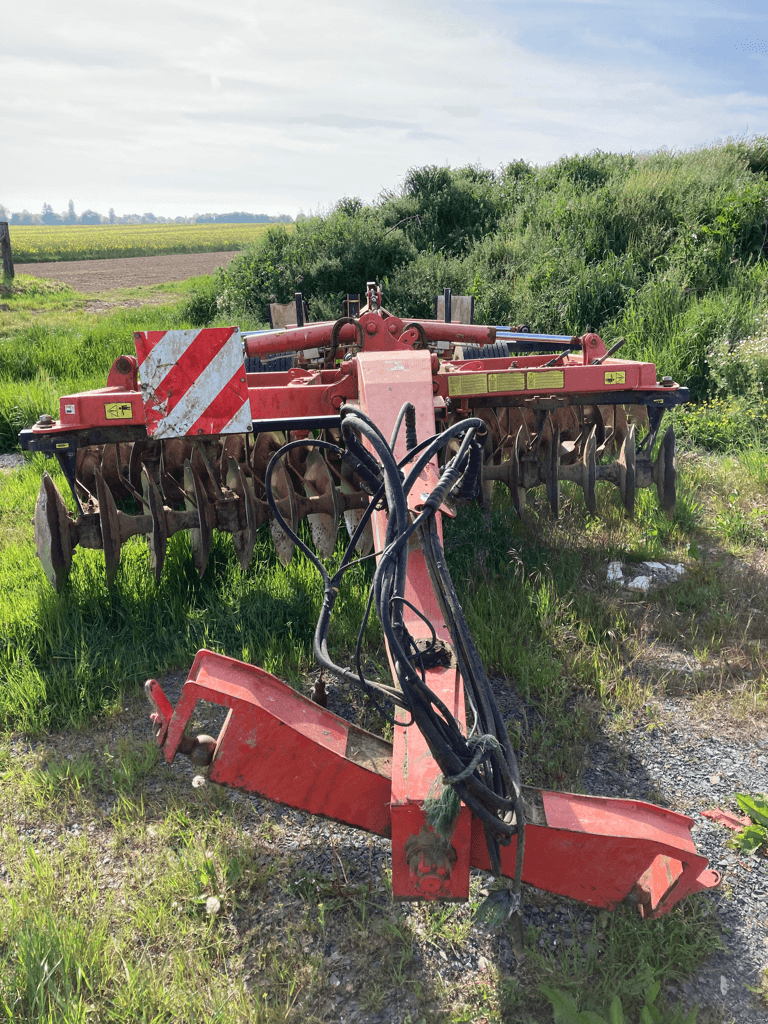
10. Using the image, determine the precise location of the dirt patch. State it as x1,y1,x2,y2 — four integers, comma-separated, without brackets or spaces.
14,251,240,292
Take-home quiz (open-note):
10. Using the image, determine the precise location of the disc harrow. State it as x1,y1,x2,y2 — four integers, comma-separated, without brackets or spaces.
19,287,721,922
21,290,686,591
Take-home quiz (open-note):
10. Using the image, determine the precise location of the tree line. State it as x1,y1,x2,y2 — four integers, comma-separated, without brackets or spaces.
0,200,293,226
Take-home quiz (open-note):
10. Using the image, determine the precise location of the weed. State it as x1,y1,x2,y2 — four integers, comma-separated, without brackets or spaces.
726,793,768,855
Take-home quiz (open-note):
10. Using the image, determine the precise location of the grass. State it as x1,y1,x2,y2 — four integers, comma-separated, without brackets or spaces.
7,222,282,263
1,276,767,1021
0,724,725,1024
0,275,223,450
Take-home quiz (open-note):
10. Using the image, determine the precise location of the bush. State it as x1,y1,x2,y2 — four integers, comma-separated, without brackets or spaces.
209,141,768,408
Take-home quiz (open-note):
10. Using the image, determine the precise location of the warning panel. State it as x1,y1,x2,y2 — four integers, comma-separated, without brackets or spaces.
526,370,564,390
604,370,626,385
488,371,525,393
448,373,489,397
104,402,134,420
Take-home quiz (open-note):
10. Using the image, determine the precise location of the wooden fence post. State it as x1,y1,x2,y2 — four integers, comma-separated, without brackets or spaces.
0,222,14,278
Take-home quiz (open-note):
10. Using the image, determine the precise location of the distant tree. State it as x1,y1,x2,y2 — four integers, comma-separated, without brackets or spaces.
0,204,8,222
13,210,41,224
80,209,102,224
143,212,156,222
65,200,76,224
108,208,116,224
41,203,62,225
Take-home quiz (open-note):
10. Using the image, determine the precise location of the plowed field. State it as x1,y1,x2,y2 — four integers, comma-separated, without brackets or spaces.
14,250,239,291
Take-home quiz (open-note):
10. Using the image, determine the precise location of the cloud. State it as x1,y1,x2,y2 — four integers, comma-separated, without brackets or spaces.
1,0,767,217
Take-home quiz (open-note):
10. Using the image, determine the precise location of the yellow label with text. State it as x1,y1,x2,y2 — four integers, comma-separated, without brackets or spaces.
448,373,488,397
604,370,626,385
105,402,134,420
526,370,564,390
488,371,526,393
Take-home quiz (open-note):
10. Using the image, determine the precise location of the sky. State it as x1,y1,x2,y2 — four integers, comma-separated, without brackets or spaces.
2,0,768,219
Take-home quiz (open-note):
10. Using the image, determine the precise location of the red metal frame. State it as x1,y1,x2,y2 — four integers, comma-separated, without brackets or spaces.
25,319,682,443
147,650,718,917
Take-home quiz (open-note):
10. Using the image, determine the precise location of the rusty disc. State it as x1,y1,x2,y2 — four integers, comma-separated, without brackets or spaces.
142,466,168,580
545,423,561,519
618,424,636,517
226,456,258,571
303,450,341,559
34,472,73,592
184,459,213,578
339,477,374,556
654,425,677,518
269,463,298,565
94,468,122,588
582,426,597,515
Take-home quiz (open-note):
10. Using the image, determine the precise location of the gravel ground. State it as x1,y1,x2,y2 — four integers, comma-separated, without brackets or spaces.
0,453,24,472
6,665,766,1022
582,706,768,1022
152,667,768,1024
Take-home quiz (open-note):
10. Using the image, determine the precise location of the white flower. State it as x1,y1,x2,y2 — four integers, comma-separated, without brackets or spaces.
206,896,221,915
192,775,206,788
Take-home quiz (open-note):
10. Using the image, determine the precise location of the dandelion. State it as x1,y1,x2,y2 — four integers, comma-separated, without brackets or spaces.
205,896,221,915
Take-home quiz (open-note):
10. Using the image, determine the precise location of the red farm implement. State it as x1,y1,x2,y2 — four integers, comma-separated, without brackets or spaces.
20,284,719,923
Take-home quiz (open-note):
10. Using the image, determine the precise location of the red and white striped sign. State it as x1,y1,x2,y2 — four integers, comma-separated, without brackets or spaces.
134,327,251,438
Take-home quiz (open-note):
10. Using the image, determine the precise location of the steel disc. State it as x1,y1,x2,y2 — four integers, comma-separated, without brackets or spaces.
269,463,298,565
340,477,374,556
582,426,597,515
34,472,73,592
303,450,341,558
510,426,527,517
655,425,677,518
545,424,561,518
226,457,258,571
94,468,122,587
618,424,636,517
142,466,168,580
184,460,213,578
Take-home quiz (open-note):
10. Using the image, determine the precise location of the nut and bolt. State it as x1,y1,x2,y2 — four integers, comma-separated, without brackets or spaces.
37,414,54,428
661,376,674,387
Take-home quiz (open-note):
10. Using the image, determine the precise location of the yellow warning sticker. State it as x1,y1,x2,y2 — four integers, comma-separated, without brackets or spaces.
488,371,526,393
604,370,626,385
526,370,564,390
105,402,134,420
448,373,489,397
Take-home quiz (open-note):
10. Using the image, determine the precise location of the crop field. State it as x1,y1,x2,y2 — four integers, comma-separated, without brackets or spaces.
9,222,283,263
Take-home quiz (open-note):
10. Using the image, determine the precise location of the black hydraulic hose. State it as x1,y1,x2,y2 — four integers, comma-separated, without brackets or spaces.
262,404,525,889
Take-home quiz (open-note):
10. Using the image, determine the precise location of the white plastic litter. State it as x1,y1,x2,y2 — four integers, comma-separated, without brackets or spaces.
607,561,623,582
626,575,651,592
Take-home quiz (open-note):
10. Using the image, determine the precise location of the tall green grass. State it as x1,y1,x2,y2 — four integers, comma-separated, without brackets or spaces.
0,305,197,451
0,457,379,734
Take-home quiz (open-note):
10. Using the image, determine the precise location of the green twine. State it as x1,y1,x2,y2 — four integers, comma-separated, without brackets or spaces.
424,734,501,841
